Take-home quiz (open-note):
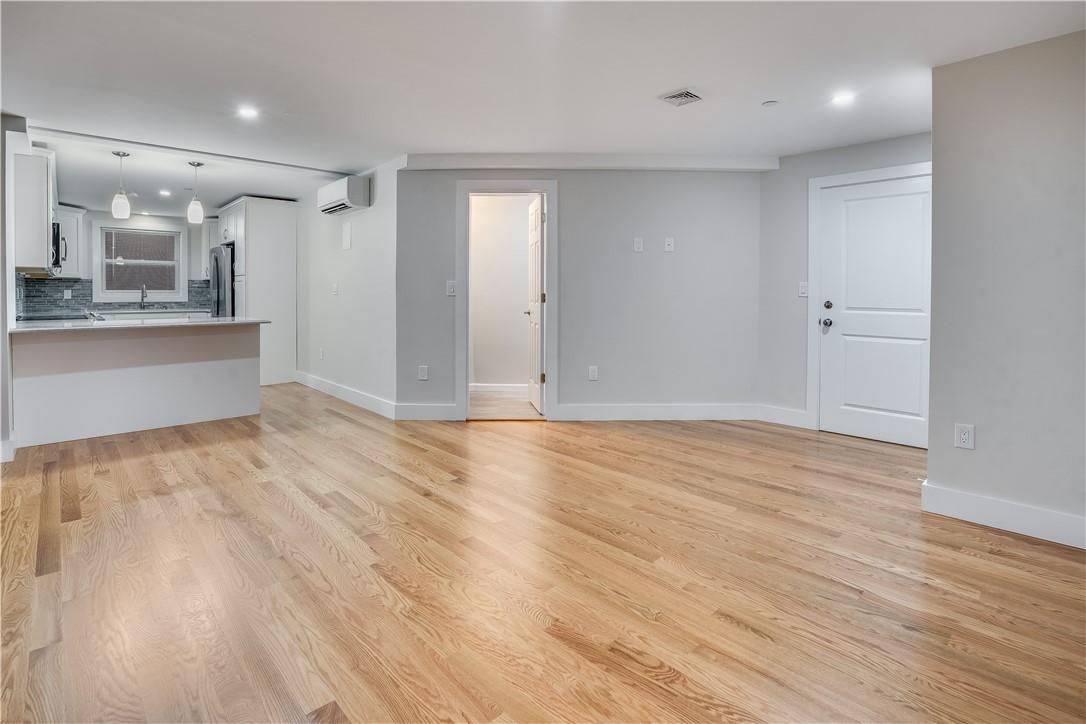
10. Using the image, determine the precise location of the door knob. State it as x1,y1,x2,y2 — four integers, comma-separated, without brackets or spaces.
523,310,531,315
824,300,833,309
822,318,833,328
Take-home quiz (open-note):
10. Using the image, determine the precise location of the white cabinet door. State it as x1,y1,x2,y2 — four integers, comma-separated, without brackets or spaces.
818,174,932,448
232,275,246,318
233,204,246,275
13,153,50,270
199,218,219,279
56,206,84,278
221,208,235,243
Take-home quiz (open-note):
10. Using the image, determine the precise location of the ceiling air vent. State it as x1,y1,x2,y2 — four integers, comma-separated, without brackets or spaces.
660,89,702,107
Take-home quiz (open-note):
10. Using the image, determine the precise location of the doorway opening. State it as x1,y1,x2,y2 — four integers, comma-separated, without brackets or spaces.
467,192,545,420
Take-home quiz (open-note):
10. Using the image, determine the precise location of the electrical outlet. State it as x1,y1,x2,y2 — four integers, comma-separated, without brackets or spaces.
664,237,675,253
798,282,809,298
319,347,324,360
332,282,338,295
954,423,975,450
63,289,72,300
588,365,599,382
418,365,429,381
633,236,644,253
446,281,456,297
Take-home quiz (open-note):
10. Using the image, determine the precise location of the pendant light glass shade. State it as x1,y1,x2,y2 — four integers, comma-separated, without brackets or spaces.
111,151,131,219
187,197,204,224
111,191,131,219
187,161,205,224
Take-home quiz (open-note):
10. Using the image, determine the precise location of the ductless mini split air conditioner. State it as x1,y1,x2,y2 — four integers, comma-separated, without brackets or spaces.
317,175,371,214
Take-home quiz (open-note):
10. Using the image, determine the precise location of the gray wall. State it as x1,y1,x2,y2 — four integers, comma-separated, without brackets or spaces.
297,159,399,402
396,169,761,405
929,31,1085,515
757,132,932,410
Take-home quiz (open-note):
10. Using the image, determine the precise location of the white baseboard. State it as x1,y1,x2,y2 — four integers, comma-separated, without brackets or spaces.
469,383,528,394
1,434,15,463
294,371,397,420
394,402,461,421
546,402,813,424
754,404,815,429
548,403,762,421
922,480,1085,549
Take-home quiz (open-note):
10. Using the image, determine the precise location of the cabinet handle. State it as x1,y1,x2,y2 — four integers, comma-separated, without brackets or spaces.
61,238,68,262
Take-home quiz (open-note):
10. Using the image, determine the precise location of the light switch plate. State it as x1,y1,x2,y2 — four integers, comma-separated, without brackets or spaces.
332,282,338,295
588,365,599,381
446,281,456,297
798,282,809,298
341,222,352,250
418,365,429,381
664,237,675,253
633,237,644,253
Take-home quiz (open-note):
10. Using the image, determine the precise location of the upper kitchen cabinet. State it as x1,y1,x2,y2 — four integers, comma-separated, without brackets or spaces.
56,205,85,278
195,216,219,279
218,201,247,275
6,130,59,274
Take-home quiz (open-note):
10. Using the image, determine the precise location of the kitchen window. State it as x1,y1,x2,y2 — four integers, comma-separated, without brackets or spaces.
92,221,187,303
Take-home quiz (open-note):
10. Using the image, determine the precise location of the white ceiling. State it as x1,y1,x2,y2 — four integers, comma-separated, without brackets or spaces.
3,2,1083,172
32,130,339,216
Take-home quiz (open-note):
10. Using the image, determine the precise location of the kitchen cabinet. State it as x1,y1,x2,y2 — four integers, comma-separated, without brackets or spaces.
218,196,296,385
197,217,219,279
12,152,50,271
232,275,246,318
56,205,85,278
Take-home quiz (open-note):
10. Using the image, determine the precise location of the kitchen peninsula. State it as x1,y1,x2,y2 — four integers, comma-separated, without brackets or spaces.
9,316,268,448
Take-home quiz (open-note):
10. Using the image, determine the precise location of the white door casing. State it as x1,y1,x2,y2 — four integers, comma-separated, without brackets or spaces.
527,194,544,413
816,171,932,448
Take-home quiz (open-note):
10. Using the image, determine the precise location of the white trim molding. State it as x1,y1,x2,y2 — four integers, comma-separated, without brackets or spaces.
294,371,396,420
922,480,1086,549
804,162,933,434
469,383,528,394
406,153,779,172
1,435,15,463
547,403,813,424
393,402,460,421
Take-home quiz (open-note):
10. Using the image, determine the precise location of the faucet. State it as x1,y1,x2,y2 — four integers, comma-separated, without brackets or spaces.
140,284,148,310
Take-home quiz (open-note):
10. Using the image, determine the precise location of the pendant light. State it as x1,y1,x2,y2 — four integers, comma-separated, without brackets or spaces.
186,162,205,224
110,151,131,219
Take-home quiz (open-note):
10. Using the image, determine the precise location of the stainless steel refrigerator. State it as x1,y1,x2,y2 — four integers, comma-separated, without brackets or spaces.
209,243,234,317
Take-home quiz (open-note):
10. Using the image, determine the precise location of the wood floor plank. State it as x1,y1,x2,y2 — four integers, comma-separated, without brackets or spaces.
2,382,1083,723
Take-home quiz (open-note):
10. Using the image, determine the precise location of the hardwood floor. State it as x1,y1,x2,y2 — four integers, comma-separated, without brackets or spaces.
2,382,1083,723
468,390,543,420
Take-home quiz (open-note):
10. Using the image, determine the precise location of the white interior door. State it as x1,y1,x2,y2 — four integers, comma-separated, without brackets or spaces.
818,174,931,447
527,194,544,413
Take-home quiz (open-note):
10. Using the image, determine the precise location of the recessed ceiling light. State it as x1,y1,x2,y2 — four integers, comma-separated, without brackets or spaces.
761,100,780,107
831,90,856,107
237,105,260,120
158,189,171,197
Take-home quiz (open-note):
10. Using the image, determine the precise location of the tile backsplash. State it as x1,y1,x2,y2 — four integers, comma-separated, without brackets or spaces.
16,276,211,318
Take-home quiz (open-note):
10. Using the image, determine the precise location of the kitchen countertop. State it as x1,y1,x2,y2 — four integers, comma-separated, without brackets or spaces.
10,316,270,334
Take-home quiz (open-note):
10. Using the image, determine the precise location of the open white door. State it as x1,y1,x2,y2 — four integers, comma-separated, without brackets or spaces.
818,173,931,447
527,194,544,413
